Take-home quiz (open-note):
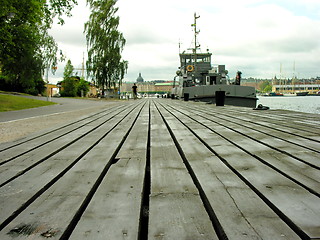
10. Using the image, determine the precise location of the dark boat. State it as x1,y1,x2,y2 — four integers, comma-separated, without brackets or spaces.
268,92,284,96
296,91,309,96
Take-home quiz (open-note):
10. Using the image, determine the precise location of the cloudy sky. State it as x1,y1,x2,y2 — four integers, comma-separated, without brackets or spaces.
48,0,320,83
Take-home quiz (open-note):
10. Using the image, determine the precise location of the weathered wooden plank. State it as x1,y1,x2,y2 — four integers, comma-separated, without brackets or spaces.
149,193,218,240
156,101,300,239
179,102,320,148
68,103,149,239
0,104,138,186
169,102,320,191
224,106,320,131
0,103,128,162
149,101,219,240
0,108,134,222
183,101,320,134
185,104,320,155
0,104,143,239
161,101,320,239
202,120,319,191
219,108,320,140
1,98,319,239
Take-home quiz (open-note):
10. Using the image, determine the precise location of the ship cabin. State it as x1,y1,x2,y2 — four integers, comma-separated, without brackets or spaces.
179,52,227,87
179,52,212,74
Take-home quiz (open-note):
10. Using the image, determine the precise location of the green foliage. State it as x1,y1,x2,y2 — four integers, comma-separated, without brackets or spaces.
63,60,74,80
60,77,90,97
259,80,273,93
77,78,90,97
60,60,90,97
85,0,128,93
60,77,78,97
0,75,12,91
34,78,46,95
264,85,272,93
0,0,77,94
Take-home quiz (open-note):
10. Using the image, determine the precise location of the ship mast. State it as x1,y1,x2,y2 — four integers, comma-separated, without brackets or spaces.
74,52,86,79
192,13,200,69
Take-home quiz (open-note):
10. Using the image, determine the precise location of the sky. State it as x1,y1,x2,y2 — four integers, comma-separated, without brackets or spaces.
48,0,320,83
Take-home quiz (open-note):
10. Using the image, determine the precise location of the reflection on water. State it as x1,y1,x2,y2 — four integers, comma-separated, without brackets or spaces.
257,96,320,115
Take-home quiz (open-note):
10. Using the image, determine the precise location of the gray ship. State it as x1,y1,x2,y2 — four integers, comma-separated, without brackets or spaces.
171,13,257,108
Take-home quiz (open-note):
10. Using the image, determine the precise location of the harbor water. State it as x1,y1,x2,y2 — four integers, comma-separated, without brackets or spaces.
257,96,320,115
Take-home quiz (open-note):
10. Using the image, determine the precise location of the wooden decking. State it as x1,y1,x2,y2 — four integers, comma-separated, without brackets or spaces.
0,98,319,240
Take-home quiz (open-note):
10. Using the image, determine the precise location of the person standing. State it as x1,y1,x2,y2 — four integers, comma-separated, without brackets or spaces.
132,83,138,99
235,71,242,85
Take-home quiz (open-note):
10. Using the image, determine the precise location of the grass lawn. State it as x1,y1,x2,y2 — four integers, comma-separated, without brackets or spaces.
0,94,57,112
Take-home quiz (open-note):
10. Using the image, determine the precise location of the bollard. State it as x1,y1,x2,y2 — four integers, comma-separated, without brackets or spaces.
184,93,189,101
215,91,225,106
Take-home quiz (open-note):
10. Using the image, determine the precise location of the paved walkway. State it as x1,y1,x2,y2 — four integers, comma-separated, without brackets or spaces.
0,95,116,122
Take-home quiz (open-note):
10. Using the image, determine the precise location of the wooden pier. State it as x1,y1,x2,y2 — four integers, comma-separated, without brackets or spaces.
0,99,319,240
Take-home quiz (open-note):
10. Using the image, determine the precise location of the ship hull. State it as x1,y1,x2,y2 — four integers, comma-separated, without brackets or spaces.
193,96,258,108
172,85,257,108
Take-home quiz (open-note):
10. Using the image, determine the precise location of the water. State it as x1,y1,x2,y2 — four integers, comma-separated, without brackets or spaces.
257,96,320,115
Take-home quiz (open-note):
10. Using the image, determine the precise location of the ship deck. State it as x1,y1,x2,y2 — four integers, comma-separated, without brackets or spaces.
0,98,319,240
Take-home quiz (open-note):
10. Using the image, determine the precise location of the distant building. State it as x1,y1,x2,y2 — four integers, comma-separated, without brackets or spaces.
45,83,59,97
155,82,175,93
136,72,144,83
120,81,174,95
272,84,320,94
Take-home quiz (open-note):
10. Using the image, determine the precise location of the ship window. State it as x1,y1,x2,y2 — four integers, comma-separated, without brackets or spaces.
195,56,210,63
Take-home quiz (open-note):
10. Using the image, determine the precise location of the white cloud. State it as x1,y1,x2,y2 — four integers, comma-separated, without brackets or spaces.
48,0,320,83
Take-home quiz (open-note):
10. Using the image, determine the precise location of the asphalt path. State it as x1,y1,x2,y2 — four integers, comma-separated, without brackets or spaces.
0,95,114,123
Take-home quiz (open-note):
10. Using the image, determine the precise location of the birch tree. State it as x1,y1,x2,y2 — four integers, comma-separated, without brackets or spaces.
85,0,128,95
